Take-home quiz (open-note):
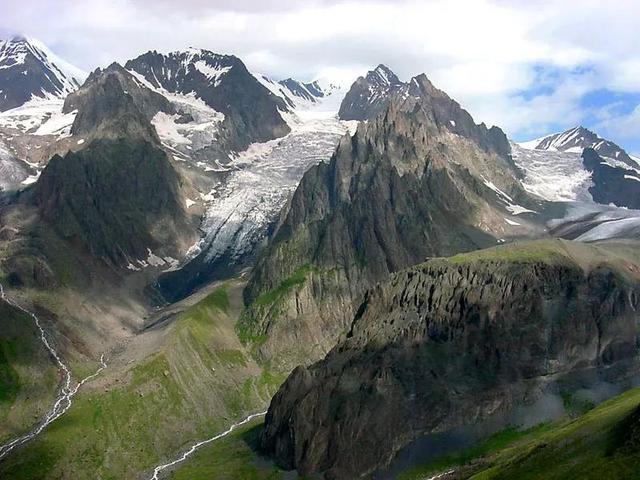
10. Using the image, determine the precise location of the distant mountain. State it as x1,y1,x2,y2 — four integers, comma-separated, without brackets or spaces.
582,147,640,209
337,64,404,120
124,49,290,152
515,126,640,209
520,126,639,170
251,74,328,110
0,35,86,111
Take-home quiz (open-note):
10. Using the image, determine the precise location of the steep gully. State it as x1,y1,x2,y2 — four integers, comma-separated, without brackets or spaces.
0,283,107,460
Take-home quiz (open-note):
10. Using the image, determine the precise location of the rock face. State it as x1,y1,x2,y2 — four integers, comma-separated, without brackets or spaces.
31,64,194,265
583,147,640,210
261,240,640,479
63,63,174,139
338,64,403,121
0,36,86,111
124,49,290,152
33,138,188,264
242,73,535,369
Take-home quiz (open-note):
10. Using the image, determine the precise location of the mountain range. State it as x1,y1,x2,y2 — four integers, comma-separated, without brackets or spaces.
0,35,638,480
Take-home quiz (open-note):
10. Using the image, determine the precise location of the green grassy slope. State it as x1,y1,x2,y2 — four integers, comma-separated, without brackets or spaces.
0,280,287,479
471,387,640,480
0,302,59,445
398,387,640,480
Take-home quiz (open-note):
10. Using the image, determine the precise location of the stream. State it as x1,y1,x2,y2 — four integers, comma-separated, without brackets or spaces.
149,410,267,479
0,283,107,460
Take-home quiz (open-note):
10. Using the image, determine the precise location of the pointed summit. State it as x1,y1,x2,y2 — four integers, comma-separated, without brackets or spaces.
368,64,401,87
338,64,403,121
524,125,638,169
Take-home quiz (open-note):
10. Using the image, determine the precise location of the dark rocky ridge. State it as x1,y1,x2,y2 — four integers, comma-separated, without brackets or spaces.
279,78,324,102
242,73,534,369
583,147,640,210
30,64,194,265
338,64,403,121
261,240,640,478
32,138,188,265
125,49,290,152
63,63,174,139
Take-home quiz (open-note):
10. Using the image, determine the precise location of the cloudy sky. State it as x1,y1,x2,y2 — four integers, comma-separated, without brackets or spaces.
3,0,639,153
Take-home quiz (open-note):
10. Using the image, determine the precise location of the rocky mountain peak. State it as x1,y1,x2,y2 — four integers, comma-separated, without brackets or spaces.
367,63,402,87
125,48,290,151
243,68,533,369
338,64,404,120
63,62,173,140
0,35,86,111
522,125,639,170
30,60,194,265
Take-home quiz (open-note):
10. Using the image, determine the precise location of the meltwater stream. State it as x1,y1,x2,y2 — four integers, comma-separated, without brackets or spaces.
0,284,107,460
149,410,267,479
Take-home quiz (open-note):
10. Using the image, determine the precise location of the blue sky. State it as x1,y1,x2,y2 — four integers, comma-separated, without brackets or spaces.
2,0,639,155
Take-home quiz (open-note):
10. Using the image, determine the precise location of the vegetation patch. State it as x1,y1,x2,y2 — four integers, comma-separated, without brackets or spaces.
398,424,553,480
449,240,575,266
170,421,284,480
0,339,21,404
398,388,640,480
237,265,316,345
253,264,315,308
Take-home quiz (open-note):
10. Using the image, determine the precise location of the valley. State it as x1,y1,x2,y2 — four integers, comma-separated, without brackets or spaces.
0,28,639,480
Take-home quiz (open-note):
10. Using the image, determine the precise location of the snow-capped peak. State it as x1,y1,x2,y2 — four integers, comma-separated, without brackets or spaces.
371,64,398,87
0,35,87,111
0,35,86,92
518,125,639,170
252,72,331,110
366,64,401,88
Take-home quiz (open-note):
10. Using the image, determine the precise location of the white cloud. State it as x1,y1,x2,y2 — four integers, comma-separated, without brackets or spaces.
596,104,640,140
2,0,639,146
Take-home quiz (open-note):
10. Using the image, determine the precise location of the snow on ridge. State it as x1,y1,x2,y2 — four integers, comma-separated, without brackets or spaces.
27,37,87,86
193,60,231,86
517,136,547,150
481,174,536,216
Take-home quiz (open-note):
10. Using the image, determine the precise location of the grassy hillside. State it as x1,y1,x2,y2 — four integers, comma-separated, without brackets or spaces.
0,279,287,479
399,387,640,480
0,302,59,446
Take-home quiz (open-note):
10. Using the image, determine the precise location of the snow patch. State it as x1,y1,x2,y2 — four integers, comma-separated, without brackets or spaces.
193,61,231,86
152,112,191,145
506,204,536,215
512,143,593,202
20,173,40,185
